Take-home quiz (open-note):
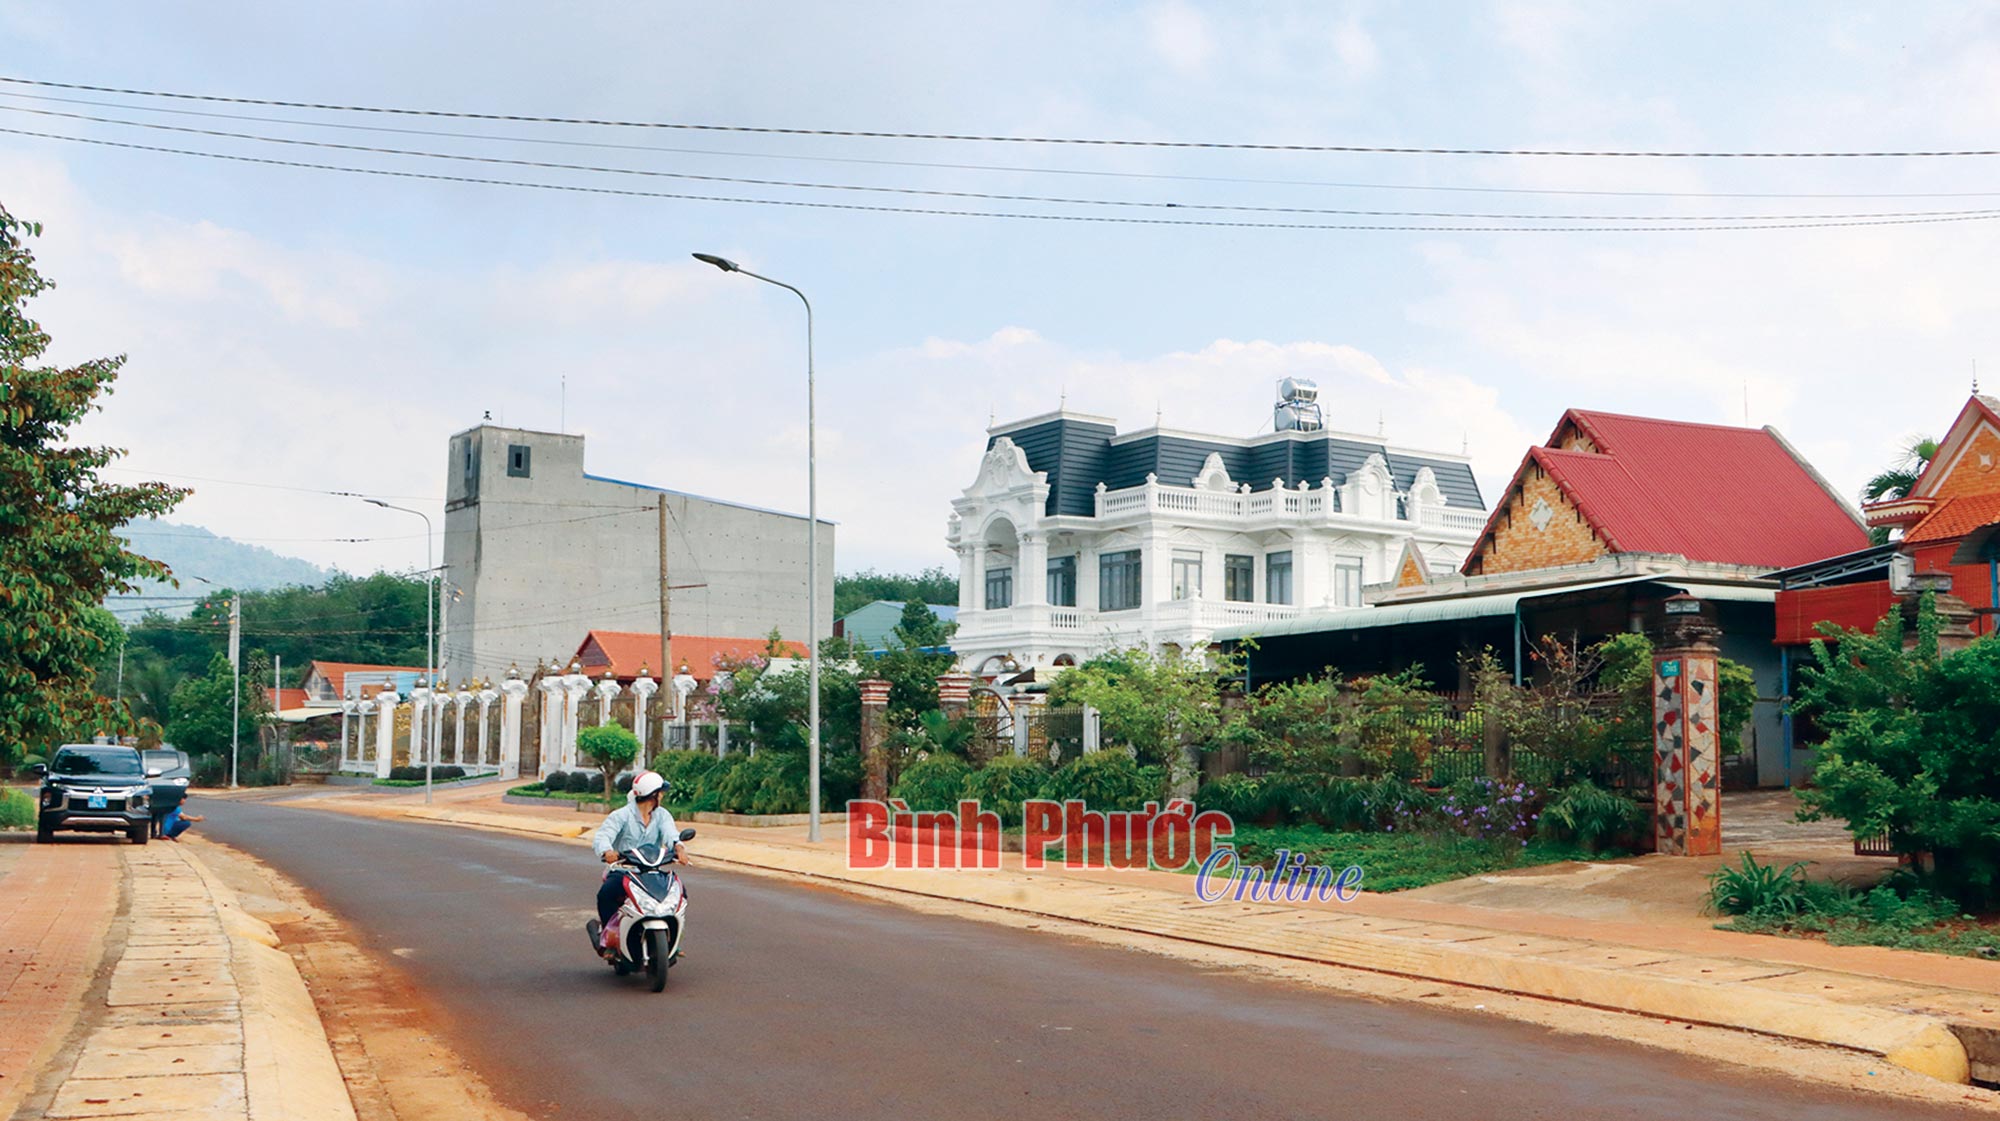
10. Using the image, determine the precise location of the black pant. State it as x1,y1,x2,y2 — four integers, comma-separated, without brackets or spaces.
597,872,627,925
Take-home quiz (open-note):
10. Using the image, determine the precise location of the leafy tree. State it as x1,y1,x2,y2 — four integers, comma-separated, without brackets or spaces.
1048,646,1239,781
712,637,863,805
1796,594,2000,907
577,724,640,805
119,572,430,686
834,567,958,617
0,204,185,763
165,653,268,761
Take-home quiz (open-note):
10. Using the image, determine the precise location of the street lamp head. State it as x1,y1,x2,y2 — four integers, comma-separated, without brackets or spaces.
363,498,389,509
692,252,740,273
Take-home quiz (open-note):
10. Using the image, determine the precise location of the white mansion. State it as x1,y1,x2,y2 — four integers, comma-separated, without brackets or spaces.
947,383,1489,675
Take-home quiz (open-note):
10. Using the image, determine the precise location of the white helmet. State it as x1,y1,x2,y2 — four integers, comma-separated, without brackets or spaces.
631,770,667,799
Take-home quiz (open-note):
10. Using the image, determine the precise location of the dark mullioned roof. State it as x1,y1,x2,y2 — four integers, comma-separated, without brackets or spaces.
990,416,1484,518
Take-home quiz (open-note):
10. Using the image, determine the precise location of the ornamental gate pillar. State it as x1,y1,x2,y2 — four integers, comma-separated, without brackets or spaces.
1653,594,1723,857
373,689,399,778
500,669,529,780
859,678,891,802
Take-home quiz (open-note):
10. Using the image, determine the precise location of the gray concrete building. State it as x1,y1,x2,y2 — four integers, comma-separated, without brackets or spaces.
442,424,835,686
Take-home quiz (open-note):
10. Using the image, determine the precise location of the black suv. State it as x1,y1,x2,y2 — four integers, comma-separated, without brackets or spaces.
33,744,153,844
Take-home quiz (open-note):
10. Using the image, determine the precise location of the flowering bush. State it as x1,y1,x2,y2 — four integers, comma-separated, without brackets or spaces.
1401,777,1539,846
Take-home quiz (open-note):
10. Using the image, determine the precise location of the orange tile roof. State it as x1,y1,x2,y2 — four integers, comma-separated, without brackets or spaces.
305,660,428,698
271,687,313,711
573,631,808,682
1905,492,2000,545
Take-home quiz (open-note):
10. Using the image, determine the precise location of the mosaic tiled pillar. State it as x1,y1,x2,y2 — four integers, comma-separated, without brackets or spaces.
1652,649,1722,856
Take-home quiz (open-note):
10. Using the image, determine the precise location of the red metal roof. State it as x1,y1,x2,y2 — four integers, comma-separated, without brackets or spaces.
1471,410,1868,571
271,687,312,711
574,631,808,682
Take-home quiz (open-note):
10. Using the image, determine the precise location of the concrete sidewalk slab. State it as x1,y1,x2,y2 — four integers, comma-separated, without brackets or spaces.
20,841,358,1121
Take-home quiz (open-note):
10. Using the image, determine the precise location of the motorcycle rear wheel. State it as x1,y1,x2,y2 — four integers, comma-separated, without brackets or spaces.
646,928,670,992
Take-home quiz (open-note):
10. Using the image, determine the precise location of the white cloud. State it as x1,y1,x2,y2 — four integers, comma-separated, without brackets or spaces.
1147,1,1215,74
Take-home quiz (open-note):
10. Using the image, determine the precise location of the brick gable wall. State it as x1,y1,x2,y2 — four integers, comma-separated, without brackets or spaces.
1466,465,1607,575
1930,424,2000,502
1396,551,1426,587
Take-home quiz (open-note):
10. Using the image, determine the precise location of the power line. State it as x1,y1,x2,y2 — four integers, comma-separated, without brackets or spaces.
10,125,2000,234
10,88,1998,202
7,74,1998,159
15,103,2000,222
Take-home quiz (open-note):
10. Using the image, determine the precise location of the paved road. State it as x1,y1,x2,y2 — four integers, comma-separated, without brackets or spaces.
197,800,1960,1120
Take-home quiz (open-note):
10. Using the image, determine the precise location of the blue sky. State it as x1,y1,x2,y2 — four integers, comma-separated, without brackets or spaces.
5,2,2000,578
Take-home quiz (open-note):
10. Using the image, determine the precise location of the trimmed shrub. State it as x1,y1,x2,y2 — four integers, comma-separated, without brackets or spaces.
1038,750,1163,812
616,773,634,795
707,752,808,815
435,765,466,781
892,754,973,813
959,756,1049,825
566,771,598,794
651,750,723,805
542,770,568,792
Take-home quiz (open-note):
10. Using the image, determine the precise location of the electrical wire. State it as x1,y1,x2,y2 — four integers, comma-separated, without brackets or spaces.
7,74,1998,158
13,88,2000,201
11,125,2000,233
14,104,2000,223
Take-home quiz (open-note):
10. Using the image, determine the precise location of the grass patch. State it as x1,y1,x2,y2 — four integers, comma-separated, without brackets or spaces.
1709,855,2000,959
1221,824,1623,892
0,788,36,830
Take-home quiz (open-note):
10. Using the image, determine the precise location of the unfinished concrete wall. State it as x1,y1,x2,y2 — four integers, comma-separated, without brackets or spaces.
443,424,836,685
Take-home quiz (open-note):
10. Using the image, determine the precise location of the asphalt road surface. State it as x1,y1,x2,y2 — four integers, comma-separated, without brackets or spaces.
197,800,1962,1120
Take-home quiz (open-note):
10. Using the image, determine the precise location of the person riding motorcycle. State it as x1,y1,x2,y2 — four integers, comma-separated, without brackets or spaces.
587,770,690,955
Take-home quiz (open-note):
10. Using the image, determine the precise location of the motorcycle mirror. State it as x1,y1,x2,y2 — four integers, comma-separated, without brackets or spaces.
678,828,696,842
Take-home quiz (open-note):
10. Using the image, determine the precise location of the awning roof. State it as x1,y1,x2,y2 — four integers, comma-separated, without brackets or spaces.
1212,576,1773,642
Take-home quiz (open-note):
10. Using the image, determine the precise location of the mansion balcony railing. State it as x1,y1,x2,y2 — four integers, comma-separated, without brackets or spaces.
1091,477,1486,534
958,598,1305,639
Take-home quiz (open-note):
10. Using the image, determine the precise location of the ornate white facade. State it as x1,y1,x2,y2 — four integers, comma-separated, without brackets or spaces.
947,408,1487,675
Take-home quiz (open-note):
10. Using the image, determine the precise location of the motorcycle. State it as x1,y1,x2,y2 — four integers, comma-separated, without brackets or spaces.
587,827,696,992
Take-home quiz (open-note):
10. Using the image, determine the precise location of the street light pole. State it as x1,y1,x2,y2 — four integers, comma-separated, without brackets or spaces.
692,252,822,842
364,498,437,805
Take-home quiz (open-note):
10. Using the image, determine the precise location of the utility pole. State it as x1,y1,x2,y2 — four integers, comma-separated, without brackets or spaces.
273,654,282,767
229,594,241,788
658,495,672,718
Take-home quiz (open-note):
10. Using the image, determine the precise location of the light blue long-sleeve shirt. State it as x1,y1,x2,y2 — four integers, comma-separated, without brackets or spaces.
592,798,685,863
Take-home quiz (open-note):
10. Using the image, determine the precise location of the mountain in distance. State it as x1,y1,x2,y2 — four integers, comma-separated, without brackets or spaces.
110,518,332,618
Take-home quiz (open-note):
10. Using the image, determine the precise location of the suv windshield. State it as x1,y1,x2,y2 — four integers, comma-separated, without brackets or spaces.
51,748,143,777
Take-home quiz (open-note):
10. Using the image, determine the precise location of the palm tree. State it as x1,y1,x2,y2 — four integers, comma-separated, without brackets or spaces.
1863,435,1940,505
1864,435,1939,544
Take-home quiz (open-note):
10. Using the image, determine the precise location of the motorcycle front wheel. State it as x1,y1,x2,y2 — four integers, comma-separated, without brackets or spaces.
646,928,670,992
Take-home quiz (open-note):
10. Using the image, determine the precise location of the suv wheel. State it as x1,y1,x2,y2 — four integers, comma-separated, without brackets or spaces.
36,815,56,843
128,824,149,845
